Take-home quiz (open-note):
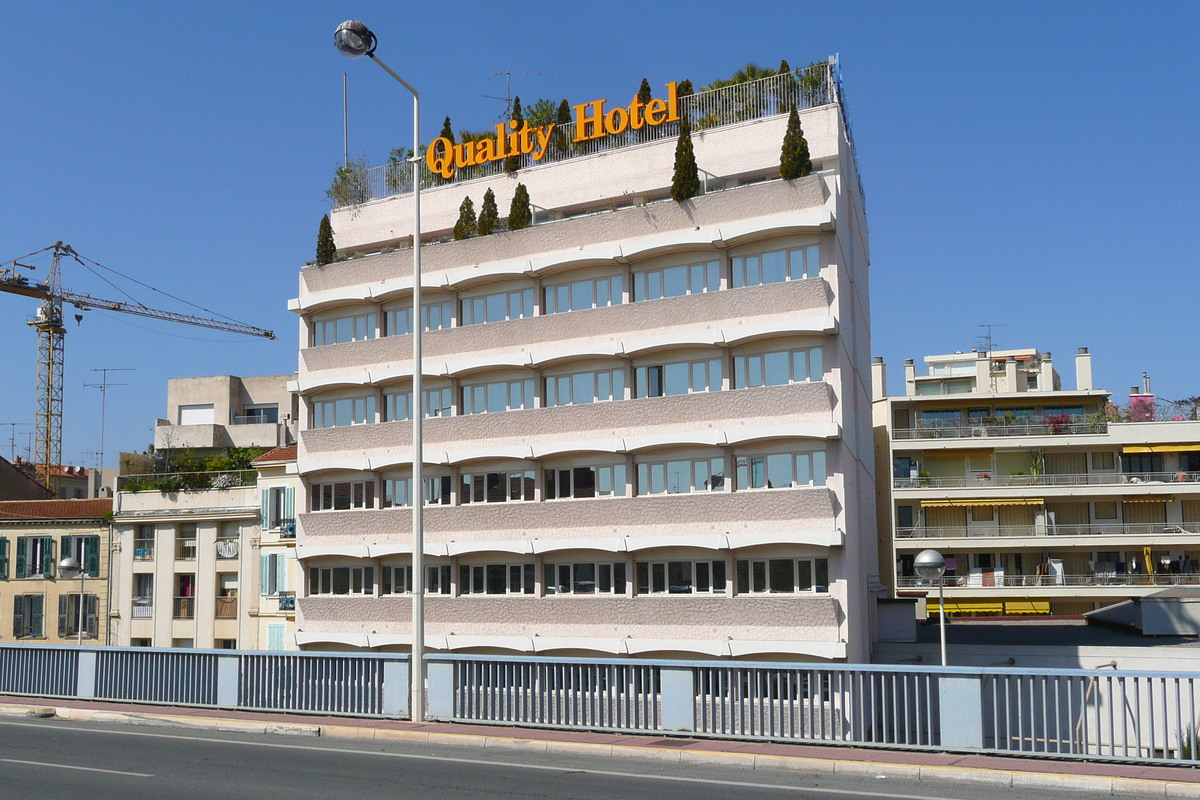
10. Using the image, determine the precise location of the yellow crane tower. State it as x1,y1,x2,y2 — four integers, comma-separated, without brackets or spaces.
0,242,276,495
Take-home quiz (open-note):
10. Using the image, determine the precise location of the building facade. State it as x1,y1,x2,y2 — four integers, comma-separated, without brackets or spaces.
874,347,1200,616
152,374,297,456
0,499,111,644
291,67,877,661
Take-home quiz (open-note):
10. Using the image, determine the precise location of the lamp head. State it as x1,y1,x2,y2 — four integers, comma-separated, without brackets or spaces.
58,556,82,579
913,549,946,581
334,20,376,58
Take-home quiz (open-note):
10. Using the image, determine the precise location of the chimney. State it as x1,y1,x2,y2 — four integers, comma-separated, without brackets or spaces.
904,359,916,397
1039,352,1054,392
1005,356,1018,393
871,357,887,402
975,353,990,393
1075,347,1093,391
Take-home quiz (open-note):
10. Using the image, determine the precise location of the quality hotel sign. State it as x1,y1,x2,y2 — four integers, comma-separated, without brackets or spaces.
426,82,682,179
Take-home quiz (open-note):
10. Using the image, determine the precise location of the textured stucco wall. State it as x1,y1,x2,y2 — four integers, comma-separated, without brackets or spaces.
298,594,839,643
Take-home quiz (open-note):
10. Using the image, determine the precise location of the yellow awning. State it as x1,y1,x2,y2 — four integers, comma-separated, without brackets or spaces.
1123,444,1200,453
1003,600,1051,615
932,600,1005,614
921,498,1044,507
1123,497,1172,504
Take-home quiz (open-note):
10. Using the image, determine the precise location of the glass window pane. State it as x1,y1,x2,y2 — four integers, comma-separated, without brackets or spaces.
545,378,556,407
614,562,626,593
596,279,610,308
751,457,765,488
336,317,352,343
332,568,350,595
815,558,828,590
796,454,811,486
752,561,767,592
636,562,649,594
543,288,555,315
485,293,505,322
666,461,691,494
486,565,506,594
597,371,610,401
664,362,689,396
556,285,569,313
792,350,808,381
769,559,795,592
613,464,626,496
709,359,722,388
712,560,726,591
798,560,814,591
694,460,709,492
651,463,665,494
634,272,646,302
652,563,666,593
487,383,506,413
749,356,763,387
573,563,596,594
762,250,787,284
746,255,760,286
692,362,706,392
736,560,749,593
766,453,793,487
668,561,691,594
613,369,625,399
663,266,687,298
736,457,749,490
690,264,703,294
707,262,720,292
598,466,612,495
731,258,744,289
696,561,710,592
710,459,724,490
733,356,746,389
809,348,822,379
806,245,820,278
523,289,534,318
812,451,827,486
637,463,649,495
648,271,661,300
764,351,789,386
571,281,593,310
557,376,570,404
598,564,611,592
573,372,595,405
335,399,351,427
572,467,596,499
611,274,623,303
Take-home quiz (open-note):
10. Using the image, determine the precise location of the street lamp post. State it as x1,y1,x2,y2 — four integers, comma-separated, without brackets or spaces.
914,549,947,666
58,556,85,646
334,20,426,722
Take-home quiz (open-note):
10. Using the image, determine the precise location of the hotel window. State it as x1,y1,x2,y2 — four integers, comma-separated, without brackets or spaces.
1092,452,1116,470
1094,501,1118,520
636,560,726,594
635,358,722,398
380,475,452,508
12,594,45,638
1122,453,1163,475
384,388,453,421
636,458,725,495
312,312,377,346
459,563,537,595
310,480,375,511
460,470,536,504
543,275,623,314
62,535,101,577
308,566,374,595
460,288,534,326
736,451,827,489
59,594,99,638
385,300,453,336
731,245,819,288
311,396,376,428
544,562,626,595
736,558,829,594
381,565,452,595
14,536,55,578
544,369,625,407
732,347,823,388
133,525,155,561
545,464,627,499
461,379,536,414
632,260,720,301
174,523,198,560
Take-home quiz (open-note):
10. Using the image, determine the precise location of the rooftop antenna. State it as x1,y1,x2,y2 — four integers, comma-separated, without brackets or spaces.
1,422,31,461
484,69,553,120
83,367,133,471
343,73,349,165
974,323,1007,360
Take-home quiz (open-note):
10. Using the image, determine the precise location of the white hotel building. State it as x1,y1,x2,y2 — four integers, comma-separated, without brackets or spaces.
289,66,878,661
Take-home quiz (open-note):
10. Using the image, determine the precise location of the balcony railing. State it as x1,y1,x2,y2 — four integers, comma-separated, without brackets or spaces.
894,420,1108,440
897,523,1200,540
132,601,152,620
331,65,836,209
173,597,195,620
215,539,240,559
214,597,238,619
118,469,257,493
231,414,277,426
175,538,197,560
133,542,154,561
895,471,1200,489
898,573,1200,589
277,591,296,612
278,519,296,540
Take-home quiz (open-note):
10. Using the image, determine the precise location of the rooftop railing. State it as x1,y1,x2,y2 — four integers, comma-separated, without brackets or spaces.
894,419,1108,440
331,64,837,210
894,471,1200,489
897,523,1200,540
898,573,1200,589
117,469,257,493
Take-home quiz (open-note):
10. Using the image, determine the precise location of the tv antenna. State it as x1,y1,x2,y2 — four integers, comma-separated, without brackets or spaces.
1,422,31,461
974,323,1007,359
84,367,133,471
484,69,553,120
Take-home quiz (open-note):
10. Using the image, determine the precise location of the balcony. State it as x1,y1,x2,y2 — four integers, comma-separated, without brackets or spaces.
894,420,1107,440
894,471,1200,490
132,600,153,619
898,573,1200,590
215,539,240,560
214,597,238,619
896,523,1200,540
278,519,296,540
133,542,155,561
277,591,296,612
175,538,197,560
173,597,195,620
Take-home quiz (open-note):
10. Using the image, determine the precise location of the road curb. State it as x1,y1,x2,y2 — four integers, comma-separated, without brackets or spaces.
4,702,1200,795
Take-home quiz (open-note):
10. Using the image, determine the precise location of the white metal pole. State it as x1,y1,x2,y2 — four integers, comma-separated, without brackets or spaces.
78,572,85,646
938,580,946,667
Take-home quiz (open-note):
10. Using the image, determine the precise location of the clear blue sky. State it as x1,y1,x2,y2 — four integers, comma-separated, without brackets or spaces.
0,2,1196,468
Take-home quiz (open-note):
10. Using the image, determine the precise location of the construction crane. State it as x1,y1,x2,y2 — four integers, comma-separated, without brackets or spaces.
0,242,275,494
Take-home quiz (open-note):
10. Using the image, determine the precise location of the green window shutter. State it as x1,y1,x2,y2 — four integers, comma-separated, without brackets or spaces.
284,487,295,521
0,538,8,580
61,535,71,562
58,594,69,639
29,595,43,637
260,489,270,529
85,595,98,638
15,537,26,579
85,536,100,577
259,554,270,596
43,538,56,580
12,595,24,637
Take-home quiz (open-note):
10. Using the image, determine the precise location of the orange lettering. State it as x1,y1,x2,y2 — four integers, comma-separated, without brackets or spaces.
605,107,630,136
573,100,605,141
644,98,668,126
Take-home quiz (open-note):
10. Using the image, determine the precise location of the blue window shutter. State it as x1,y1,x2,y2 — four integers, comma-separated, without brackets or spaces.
275,553,287,592
259,554,270,596
15,537,26,579
85,536,100,577
260,489,270,529
284,487,294,521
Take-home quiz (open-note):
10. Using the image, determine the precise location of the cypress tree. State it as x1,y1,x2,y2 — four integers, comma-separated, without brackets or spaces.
670,118,700,202
778,59,791,75
779,103,812,180
315,214,336,265
504,96,524,174
439,116,455,145
477,188,499,236
453,196,477,240
508,183,532,231
636,79,653,140
677,79,694,98
554,98,571,153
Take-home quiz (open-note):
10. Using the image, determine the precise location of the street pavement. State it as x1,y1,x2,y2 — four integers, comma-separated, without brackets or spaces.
0,716,1174,800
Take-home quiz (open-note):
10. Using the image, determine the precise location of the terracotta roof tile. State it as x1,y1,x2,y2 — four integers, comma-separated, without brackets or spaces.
252,444,297,464
0,499,112,521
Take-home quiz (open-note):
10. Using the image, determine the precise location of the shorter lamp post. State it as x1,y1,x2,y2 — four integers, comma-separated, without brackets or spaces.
914,549,947,666
58,557,85,646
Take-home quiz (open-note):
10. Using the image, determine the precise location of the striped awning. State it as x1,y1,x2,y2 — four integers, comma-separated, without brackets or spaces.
921,498,1044,507
1123,497,1172,503
1123,444,1200,453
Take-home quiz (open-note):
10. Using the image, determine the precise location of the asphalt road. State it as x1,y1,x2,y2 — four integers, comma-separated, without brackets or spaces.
0,717,1167,800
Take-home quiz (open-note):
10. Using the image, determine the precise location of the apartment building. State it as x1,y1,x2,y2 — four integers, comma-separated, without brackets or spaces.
0,499,111,644
874,347,1200,616
291,66,877,661
111,424,300,649
153,374,297,456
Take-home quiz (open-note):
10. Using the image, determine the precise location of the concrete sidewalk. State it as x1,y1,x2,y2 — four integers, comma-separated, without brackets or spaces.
2,694,1198,797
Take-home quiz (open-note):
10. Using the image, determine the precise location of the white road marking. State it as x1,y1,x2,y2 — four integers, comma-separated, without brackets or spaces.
0,719,983,800
0,757,152,777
